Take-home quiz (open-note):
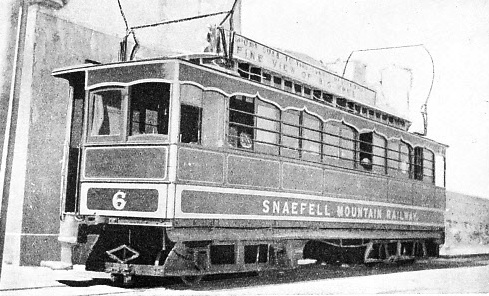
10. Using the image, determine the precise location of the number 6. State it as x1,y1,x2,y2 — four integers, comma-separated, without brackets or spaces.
112,191,127,210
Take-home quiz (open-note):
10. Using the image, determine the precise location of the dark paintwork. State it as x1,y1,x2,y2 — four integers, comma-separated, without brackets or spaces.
86,188,159,212
86,63,175,87
84,147,167,180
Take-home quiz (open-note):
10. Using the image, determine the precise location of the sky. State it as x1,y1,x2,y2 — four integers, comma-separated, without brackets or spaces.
240,0,489,198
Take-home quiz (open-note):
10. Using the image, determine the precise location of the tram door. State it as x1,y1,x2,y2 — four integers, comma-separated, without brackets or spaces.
61,73,85,215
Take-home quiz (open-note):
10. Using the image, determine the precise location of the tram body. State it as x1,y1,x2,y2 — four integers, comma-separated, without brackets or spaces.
53,32,447,284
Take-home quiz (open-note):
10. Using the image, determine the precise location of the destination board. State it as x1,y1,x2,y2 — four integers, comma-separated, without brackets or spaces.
231,33,377,106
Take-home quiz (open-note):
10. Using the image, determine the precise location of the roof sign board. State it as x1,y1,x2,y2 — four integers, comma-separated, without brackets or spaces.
231,33,377,106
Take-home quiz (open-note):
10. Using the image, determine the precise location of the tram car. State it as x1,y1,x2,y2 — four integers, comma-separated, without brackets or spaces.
53,29,447,285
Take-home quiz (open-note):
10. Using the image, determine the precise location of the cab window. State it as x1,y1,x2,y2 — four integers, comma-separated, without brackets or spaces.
88,88,124,141
129,83,170,137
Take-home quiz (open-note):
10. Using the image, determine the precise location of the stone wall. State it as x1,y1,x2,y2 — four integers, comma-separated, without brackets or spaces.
441,191,489,256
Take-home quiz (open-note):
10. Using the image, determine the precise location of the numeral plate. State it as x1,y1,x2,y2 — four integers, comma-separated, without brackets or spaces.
86,188,159,212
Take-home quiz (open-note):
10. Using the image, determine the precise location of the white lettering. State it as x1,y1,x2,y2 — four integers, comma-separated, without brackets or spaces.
291,202,298,214
282,202,289,214
272,201,280,214
309,203,315,215
262,200,270,213
337,205,344,217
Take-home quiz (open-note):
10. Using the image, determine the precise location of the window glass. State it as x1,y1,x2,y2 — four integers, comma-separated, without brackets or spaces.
284,80,293,92
90,89,123,137
423,149,435,183
359,132,373,170
281,110,300,157
229,96,254,149
294,83,302,95
387,139,400,175
273,76,282,88
302,113,321,161
414,147,424,180
323,121,340,165
238,63,250,79
372,134,387,174
313,90,322,101
250,67,261,82
322,93,333,104
129,83,170,137
256,103,279,154
181,84,203,107
435,154,445,187
180,104,202,144
262,72,272,85
339,125,356,168
400,142,411,177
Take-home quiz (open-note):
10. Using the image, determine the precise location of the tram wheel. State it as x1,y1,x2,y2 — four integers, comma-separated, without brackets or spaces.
180,275,203,287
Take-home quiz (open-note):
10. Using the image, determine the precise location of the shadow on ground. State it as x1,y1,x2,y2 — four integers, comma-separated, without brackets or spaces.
57,255,489,292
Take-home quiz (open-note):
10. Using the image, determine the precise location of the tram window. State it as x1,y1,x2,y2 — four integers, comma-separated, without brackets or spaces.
313,90,322,101
250,66,262,82
323,121,340,166
423,149,435,183
89,89,123,137
359,132,373,170
355,105,361,114
304,87,311,98
273,76,282,88
256,102,280,155
180,105,202,144
129,83,170,137
387,140,400,175
322,93,333,104
262,72,272,85
372,134,387,174
281,110,300,158
339,125,356,168
229,96,254,149
414,147,424,180
435,154,445,187
400,142,412,177
336,98,346,108
284,80,293,92
302,113,321,162
238,63,250,79
294,83,302,95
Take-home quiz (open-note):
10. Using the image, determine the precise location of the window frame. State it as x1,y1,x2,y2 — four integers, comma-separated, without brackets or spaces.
86,87,127,144
179,104,203,144
413,146,424,181
128,82,171,142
